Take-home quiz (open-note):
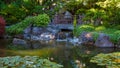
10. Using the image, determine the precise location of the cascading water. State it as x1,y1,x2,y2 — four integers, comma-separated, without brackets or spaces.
56,32,69,41
56,29,82,45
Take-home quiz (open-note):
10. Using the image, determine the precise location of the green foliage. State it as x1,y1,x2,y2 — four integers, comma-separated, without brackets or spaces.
76,8,86,15
95,26,106,31
6,14,50,35
0,0,53,25
64,0,99,14
0,56,63,68
64,0,120,26
0,2,27,25
75,24,120,43
76,25,95,36
34,14,50,27
90,52,120,68
32,5,44,14
79,25,95,31
91,32,99,41
83,8,109,26
6,16,33,34
96,0,120,25
73,16,77,36
113,25,120,30
0,0,5,9
95,28,120,43
64,0,83,14
94,28,120,43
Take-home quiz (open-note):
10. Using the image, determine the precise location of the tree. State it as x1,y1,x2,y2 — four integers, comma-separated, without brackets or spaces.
96,0,120,25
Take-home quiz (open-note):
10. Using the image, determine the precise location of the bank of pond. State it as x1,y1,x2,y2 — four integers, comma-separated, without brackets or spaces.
0,39,120,68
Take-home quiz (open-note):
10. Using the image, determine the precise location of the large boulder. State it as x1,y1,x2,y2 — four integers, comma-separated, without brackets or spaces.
46,27,59,34
13,38,27,45
23,26,31,34
23,26,59,41
95,33,114,47
79,32,94,45
68,37,80,45
32,27,43,35
67,32,94,45
24,26,43,35
14,34,24,39
40,32,55,40
56,32,71,40
25,32,55,41
12,38,32,49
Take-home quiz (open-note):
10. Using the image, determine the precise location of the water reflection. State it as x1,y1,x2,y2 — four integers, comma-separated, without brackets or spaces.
0,39,120,68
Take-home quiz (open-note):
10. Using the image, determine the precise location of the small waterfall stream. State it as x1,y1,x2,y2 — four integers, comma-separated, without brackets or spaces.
56,29,82,45
56,29,73,41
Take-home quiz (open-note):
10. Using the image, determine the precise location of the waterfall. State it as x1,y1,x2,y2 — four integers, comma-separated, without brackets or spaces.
56,32,69,41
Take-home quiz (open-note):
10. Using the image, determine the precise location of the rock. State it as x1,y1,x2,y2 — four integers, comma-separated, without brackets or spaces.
64,11,72,19
23,34,31,40
26,32,55,41
13,38,27,45
56,32,67,39
79,32,94,45
24,26,43,35
68,37,81,45
23,25,59,41
24,26,31,34
4,35,12,39
14,34,24,39
27,41,41,49
31,35,41,41
40,32,55,40
32,27,43,35
46,27,59,34
95,33,114,47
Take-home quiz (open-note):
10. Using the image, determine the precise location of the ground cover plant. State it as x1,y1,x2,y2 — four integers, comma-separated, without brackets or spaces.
6,14,50,35
90,52,120,68
0,56,63,68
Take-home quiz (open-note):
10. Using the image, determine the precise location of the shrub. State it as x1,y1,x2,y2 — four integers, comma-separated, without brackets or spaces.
0,0,48,25
76,25,95,36
0,56,63,68
34,14,50,27
0,2,27,25
0,16,6,36
95,26,106,31
113,25,120,30
79,25,95,31
6,16,34,34
91,32,99,41
6,14,50,35
95,28,120,43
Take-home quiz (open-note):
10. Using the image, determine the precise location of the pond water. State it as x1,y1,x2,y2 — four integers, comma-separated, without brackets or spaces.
0,39,120,68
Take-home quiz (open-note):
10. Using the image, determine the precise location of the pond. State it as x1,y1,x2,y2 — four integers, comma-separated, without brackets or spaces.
0,39,120,68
